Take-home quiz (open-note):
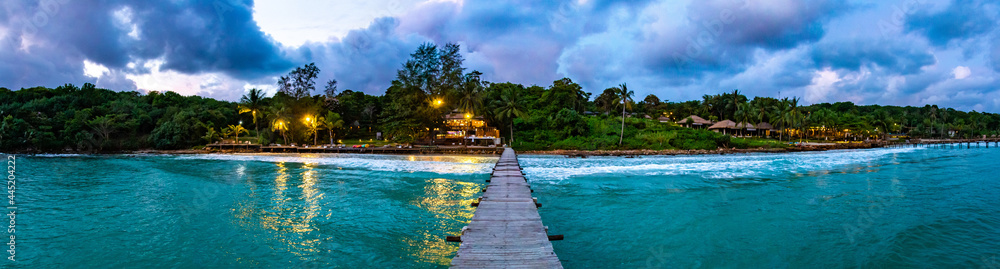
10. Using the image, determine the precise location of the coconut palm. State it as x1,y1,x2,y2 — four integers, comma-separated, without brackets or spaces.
457,71,485,115
735,102,753,136
616,83,634,145
220,127,233,142
495,88,527,145
303,115,320,145
268,105,292,144
320,111,345,145
227,124,248,143
239,88,266,143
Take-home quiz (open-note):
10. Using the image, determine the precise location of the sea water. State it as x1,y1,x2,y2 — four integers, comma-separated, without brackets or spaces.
9,145,1000,268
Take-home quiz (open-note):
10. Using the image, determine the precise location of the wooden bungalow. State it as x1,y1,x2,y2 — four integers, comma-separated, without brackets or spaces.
708,120,737,134
756,122,774,137
676,115,712,129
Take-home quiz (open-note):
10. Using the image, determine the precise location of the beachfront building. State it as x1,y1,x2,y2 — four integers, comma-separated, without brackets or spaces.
709,120,738,134
756,122,774,137
709,120,765,137
676,115,712,129
438,111,501,146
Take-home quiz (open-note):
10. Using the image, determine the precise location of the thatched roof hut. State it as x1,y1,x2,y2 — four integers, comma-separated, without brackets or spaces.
708,120,737,130
756,122,773,130
677,115,712,126
736,122,756,130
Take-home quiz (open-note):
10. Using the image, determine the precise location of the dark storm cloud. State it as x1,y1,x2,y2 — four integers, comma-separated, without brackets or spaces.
904,0,998,47
810,39,936,75
641,0,852,80
2,0,1000,111
126,0,292,79
0,0,290,90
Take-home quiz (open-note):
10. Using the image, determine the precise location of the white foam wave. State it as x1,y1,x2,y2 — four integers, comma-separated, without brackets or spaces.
173,153,498,175
520,147,922,181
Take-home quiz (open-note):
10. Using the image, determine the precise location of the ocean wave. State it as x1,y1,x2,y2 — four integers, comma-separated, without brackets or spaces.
173,153,498,175
520,147,921,181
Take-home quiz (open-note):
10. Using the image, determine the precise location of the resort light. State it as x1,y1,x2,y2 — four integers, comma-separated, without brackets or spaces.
433,99,444,107
465,113,472,119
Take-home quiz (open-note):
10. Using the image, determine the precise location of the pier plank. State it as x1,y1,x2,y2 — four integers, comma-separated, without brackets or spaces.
451,148,563,269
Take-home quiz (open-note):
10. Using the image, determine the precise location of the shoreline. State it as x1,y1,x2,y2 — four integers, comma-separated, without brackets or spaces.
522,142,882,157
6,142,888,156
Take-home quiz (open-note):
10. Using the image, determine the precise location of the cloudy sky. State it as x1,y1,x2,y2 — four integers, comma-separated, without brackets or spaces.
2,0,999,112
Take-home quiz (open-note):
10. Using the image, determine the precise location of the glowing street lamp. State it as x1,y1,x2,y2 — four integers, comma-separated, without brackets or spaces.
464,113,473,145
433,99,444,108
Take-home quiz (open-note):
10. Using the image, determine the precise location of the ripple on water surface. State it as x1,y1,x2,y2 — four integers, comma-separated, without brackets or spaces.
14,147,1000,268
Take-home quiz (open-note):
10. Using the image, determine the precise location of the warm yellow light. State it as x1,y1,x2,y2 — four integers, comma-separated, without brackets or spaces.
465,113,472,119
433,99,443,107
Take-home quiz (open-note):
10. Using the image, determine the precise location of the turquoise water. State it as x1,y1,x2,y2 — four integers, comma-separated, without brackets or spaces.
10,145,1000,268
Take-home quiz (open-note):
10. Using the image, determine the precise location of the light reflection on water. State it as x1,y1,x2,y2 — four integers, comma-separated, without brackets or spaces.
16,147,1000,268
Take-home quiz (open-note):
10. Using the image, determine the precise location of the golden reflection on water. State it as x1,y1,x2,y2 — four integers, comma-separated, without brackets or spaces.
231,161,325,259
404,178,481,265
294,162,322,234
225,155,494,265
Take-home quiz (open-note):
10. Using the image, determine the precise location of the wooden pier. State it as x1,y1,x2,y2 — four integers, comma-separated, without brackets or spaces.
449,148,563,268
887,138,1000,149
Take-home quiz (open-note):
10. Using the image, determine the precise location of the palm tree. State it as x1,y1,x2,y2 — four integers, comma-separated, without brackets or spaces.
616,83,634,145
457,72,485,115
220,127,234,142
268,104,292,144
872,110,893,141
320,111,345,145
786,97,800,140
239,88,266,143
729,89,742,120
303,115,320,145
495,88,527,145
735,102,752,137
227,124,248,143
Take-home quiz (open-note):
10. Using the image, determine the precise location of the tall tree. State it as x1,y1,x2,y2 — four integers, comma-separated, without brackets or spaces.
319,111,345,145
87,115,116,150
594,88,619,114
616,83,634,145
495,88,527,145
735,102,752,136
457,71,484,115
278,63,320,99
268,104,293,144
398,43,441,95
324,79,338,99
304,114,320,145
540,78,590,114
643,94,662,116
238,88,266,143
438,43,465,97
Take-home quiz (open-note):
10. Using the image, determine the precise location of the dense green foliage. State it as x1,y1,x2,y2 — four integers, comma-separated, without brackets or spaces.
0,83,235,151
3,42,999,152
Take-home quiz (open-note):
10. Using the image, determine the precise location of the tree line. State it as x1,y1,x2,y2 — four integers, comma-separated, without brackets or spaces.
2,42,999,152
